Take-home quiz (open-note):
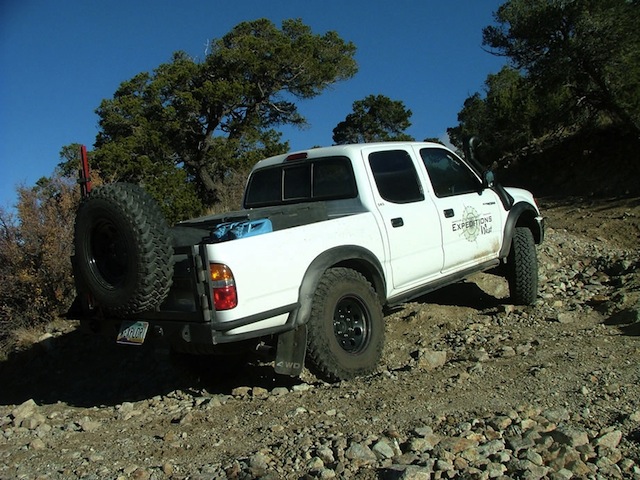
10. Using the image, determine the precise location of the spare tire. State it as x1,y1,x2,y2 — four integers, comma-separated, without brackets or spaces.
73,183,174,315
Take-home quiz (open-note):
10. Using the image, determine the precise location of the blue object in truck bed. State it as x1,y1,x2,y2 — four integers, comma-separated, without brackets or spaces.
210,218,273,242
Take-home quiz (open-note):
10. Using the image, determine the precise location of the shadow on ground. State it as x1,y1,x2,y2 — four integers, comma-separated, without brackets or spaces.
416,279,505,310
605,309,640,337
0,327,300,408
1,278,507,408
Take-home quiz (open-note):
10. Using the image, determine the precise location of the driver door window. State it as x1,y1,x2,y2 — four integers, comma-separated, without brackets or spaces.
420,148,480,197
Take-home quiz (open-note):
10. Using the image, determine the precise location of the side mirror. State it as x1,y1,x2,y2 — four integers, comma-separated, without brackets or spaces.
485,169,515,210
483,170,495,189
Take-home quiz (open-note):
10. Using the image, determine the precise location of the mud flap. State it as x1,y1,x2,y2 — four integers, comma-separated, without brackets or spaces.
275,325,307,376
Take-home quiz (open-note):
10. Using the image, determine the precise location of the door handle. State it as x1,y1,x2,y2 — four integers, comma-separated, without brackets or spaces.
444,209,455,218
391,217,404,228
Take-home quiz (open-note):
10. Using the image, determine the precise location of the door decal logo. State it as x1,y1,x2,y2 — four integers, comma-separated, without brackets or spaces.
452,206,493,241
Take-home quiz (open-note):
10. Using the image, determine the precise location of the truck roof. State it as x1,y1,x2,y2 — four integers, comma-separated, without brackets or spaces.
251,141,450,170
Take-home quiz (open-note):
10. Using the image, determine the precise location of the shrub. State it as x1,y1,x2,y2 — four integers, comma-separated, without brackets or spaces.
0,175,80,352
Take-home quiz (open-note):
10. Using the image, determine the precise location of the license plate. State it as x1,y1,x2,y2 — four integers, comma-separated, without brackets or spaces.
117,321,149,345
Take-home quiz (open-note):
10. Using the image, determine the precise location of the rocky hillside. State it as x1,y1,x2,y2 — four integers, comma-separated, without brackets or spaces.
0,197,639,479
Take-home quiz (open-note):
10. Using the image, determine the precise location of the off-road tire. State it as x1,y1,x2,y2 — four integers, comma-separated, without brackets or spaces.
506,227,538,305
306,268,384,382
73,183,174,315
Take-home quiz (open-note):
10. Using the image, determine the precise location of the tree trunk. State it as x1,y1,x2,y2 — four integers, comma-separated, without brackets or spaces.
197,163,219,202
581,58,640,135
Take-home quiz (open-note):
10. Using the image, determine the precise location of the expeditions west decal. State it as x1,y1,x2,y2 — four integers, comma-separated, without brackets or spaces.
452,206,493,242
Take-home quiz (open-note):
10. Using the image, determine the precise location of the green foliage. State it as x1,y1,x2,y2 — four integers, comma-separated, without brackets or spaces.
0,174,79,350
449,67,542,161
449,0,640,162
332,95,414,144
93,19,358,223
483,0,640,134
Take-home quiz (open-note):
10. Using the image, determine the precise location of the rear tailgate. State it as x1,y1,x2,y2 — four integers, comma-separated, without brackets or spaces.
140,243,213,322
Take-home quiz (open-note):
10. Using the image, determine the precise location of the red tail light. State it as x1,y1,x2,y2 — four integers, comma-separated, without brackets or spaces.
210,264,237,310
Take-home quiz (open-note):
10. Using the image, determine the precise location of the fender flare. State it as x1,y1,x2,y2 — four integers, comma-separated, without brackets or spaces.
499,201,544,259
290,245,386,328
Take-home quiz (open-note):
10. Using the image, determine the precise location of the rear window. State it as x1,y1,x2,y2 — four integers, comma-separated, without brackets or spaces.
244,156,357,208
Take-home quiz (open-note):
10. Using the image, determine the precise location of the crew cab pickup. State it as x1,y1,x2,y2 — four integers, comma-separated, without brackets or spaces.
72,141,544,381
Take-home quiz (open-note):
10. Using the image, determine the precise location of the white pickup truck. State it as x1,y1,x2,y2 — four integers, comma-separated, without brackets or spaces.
72,141,544,381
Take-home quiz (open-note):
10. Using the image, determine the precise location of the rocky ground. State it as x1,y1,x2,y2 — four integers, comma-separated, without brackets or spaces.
1,195,639,480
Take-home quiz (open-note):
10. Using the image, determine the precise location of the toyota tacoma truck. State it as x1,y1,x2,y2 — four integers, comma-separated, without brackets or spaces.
71,141,544,381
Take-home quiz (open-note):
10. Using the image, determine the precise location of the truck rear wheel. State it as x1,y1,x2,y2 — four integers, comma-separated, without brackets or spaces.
73,183,174,315
306,268,384,382
506,227,538,305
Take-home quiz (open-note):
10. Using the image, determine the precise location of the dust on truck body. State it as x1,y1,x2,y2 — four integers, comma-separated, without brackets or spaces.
71,142,544,381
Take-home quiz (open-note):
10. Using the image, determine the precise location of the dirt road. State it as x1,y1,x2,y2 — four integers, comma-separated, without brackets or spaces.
1,197,639,479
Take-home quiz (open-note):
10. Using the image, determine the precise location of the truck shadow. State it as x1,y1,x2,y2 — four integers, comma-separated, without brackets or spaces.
604,309,640,337
0,328,301,408
413,275,506,310
0,275,509,408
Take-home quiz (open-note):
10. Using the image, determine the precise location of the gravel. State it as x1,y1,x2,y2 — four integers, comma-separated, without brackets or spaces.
1,198,639,479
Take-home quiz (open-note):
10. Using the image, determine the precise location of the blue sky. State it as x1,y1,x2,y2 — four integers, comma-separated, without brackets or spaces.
0,0,506,210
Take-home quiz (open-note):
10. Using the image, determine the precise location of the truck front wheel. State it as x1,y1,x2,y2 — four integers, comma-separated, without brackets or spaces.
505,227,538,305
306,268,384,382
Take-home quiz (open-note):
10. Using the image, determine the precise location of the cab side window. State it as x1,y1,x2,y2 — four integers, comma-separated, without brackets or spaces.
420,148,480,198
369,150,424,204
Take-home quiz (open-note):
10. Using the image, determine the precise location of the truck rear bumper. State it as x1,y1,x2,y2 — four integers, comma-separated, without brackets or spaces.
80,308,298,351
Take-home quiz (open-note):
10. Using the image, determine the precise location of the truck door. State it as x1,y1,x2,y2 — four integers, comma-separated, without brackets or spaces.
415,146,503,273
364,147,444,290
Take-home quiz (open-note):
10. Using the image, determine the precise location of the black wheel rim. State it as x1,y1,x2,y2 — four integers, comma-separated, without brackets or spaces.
89,217,129,288
333,296,369,353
